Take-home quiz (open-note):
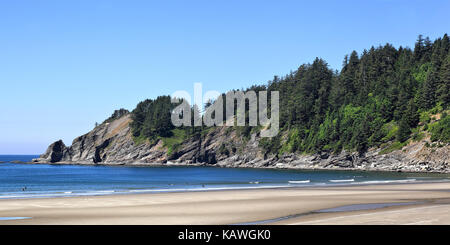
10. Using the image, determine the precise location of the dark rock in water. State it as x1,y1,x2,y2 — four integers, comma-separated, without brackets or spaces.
49,140,67,162
33,139,70,163
0,161,5,163
10,160,26,163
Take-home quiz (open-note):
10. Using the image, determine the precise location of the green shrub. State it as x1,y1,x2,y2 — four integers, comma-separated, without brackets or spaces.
429,113,450,143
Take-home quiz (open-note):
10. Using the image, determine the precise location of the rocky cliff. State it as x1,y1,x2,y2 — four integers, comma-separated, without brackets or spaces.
33,112,450,173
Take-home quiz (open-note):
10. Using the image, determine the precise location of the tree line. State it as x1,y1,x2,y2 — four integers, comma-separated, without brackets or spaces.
128,34,450,155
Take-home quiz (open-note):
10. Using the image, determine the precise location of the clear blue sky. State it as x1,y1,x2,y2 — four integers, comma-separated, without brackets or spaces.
1,0,449,154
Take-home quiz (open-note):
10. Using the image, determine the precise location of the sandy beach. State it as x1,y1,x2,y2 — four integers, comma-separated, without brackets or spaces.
1,182,450,225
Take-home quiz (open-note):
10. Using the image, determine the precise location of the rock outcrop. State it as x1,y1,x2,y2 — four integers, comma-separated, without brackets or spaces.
33,140,69,163
33,113,450,173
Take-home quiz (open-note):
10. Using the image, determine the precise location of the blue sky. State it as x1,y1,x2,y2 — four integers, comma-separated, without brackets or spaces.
0,0,449,154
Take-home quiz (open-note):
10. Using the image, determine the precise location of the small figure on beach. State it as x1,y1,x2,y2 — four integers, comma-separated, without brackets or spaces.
22,186,27,191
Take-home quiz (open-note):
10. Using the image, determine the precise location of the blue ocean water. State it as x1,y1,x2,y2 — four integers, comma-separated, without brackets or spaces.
0,155,449,199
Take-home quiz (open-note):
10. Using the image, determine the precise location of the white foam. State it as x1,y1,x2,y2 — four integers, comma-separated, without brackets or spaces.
361,179,417,184
288,180,310,184
329,179,355,183
96,190,115,193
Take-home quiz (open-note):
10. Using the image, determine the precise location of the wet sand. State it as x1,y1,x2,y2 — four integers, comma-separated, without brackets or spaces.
1,182,450,225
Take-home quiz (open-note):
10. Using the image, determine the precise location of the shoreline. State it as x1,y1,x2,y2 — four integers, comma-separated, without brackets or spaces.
2,182,450,225
9,160,450,174
1,178,449,201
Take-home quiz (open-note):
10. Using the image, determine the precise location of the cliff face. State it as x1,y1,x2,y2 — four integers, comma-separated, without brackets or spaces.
32,113,262,165
33,113,450,173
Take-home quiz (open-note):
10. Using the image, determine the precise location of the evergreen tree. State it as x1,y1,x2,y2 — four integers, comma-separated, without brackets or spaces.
438,55,450,106
404,99,419,128
421,68,439,109
397,118,411,142
414,35,425,62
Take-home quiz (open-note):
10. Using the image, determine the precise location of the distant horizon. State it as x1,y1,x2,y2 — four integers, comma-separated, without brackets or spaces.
1,0,449,154
0,154,39,155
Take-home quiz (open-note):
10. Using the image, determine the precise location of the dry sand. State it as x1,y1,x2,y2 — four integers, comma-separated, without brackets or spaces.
1,182,450,225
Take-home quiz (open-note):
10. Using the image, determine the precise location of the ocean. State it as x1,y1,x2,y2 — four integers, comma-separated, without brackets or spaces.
0,155,449,199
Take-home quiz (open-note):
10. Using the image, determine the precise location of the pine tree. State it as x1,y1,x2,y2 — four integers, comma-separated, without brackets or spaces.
438,55,450,106
404,99,419,128
421,68,439,109
414,35,425,62
397,118,411,142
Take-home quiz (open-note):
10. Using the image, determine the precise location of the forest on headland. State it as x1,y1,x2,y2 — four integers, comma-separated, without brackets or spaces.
118,34,449,157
